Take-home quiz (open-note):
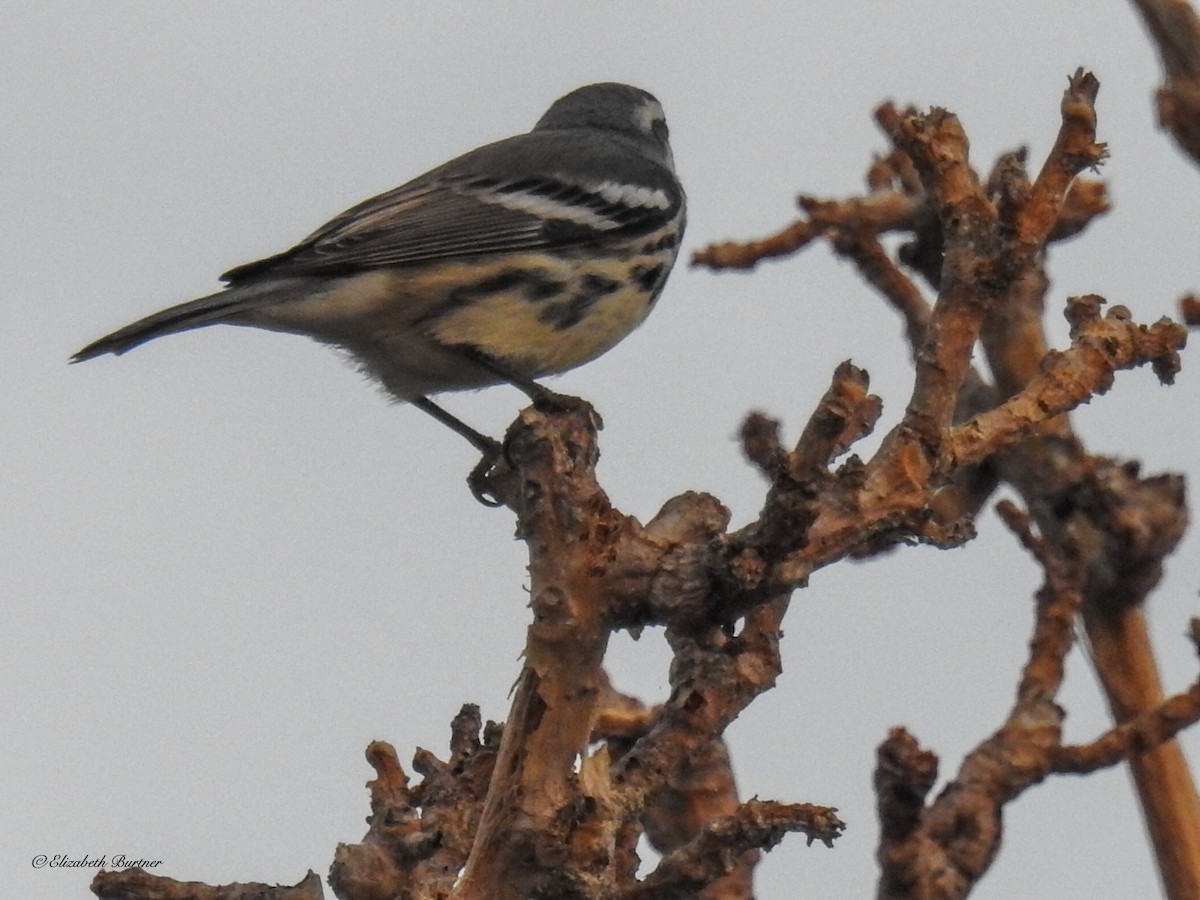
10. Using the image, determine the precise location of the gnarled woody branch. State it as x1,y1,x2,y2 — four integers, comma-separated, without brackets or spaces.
441,309,1180,897
875,70,1197,899
627,801,845,900
873,499,1080,900
690,66,1197,898
92,870,324,900
328,710,501,898
455,70,1188,897
971,69,1198,899
691,134,1108,277
946,296,1185,470
875,505,1200,900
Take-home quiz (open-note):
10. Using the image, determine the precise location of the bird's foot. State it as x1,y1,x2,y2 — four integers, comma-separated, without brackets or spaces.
466,437,508,507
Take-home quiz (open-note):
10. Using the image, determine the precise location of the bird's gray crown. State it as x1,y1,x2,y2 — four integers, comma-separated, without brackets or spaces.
534,83,673,169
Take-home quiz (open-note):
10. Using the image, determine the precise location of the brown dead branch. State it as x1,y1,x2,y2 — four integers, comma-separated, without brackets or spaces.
946,297,1186,470
628,801,845,900
688,66,1196,899
1054,683,1200,774
873,502,1079,900
875,499,1200,900
1132,0,1200,166
328,709,501,899
92,870,325,900
1182,293,1200,325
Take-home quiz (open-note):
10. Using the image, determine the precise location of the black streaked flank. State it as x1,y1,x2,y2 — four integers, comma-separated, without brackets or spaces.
525,276,565,301
538,272,622,330
632,264,665,293
580,273,621,295
449,269,561,306
412,267,567,328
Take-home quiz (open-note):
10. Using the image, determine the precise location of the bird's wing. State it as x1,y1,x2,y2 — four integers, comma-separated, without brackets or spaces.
222,134,682,284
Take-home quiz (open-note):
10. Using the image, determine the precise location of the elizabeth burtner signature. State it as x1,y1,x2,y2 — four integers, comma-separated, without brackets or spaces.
32,853,163,869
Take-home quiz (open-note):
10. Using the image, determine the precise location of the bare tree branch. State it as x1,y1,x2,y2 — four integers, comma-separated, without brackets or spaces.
1132,0,1200,165
93,870,325,900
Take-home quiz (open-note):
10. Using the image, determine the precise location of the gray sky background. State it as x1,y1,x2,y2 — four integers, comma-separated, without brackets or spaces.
6,3,1200,897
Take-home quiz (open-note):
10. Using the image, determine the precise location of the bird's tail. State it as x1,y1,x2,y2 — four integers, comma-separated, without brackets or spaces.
71,283,287,363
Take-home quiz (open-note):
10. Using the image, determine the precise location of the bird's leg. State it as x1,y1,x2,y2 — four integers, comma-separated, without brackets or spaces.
454,346,582,411
411,397,505,507
412,396,496,453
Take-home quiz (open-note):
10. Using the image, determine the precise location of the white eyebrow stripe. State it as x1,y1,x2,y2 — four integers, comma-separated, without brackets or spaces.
634,98,666,134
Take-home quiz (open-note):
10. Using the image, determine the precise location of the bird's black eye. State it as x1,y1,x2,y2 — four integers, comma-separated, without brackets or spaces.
651,119,669,143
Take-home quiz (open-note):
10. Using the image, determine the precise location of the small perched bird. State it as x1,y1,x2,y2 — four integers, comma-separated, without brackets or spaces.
73,82,685,455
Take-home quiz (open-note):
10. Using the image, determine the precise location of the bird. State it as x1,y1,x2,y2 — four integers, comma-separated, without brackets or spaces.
72,83,685,468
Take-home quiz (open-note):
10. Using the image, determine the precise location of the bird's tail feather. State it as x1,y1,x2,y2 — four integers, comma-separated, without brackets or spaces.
71,284,285,363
